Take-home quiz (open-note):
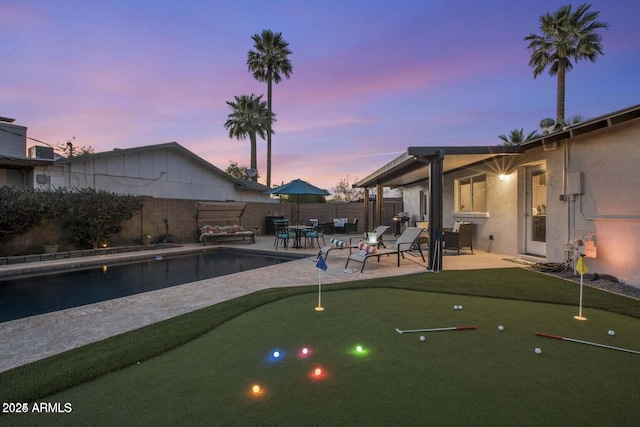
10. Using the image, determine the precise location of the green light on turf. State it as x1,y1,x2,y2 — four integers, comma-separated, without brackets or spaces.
351,344,369,356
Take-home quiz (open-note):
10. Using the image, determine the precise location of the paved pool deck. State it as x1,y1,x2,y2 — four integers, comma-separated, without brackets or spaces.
0,235,518,372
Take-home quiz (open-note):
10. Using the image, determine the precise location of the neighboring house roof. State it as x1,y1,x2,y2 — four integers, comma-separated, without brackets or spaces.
236,179,271,192
356,103,640,188
0,154,54,169
56,141,268,194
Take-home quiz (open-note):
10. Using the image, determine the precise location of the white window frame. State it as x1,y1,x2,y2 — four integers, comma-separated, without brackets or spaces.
455,174,487,214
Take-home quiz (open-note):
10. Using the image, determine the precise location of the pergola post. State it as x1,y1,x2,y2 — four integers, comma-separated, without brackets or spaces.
363,187,370,232
428,150,444,272
376,183,383,227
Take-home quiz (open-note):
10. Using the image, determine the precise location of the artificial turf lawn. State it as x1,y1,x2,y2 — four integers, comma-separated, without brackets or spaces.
2,268,639,425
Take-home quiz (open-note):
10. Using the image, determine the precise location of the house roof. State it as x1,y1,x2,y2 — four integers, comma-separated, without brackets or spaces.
356,146,521,187
355,103,640,188
0,154,54,169
56,141,269,193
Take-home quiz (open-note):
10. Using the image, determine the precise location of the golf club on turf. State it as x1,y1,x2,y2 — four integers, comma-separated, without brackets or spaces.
396,325,477,334
535,332,640,355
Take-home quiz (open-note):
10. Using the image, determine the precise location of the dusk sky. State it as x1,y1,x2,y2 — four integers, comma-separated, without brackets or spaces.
3,0,639,193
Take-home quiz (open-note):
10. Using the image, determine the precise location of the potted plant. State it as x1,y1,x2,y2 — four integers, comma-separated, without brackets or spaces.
162,218,176,243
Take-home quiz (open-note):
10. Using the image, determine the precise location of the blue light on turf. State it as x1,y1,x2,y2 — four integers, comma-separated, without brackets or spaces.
273,350,280,358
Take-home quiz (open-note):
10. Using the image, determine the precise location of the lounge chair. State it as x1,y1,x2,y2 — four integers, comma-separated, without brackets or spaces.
317,225,390,261
344,227,425,272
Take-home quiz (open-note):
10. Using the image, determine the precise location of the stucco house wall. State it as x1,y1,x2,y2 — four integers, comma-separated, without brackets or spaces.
401,111,640,285
562,119,640,284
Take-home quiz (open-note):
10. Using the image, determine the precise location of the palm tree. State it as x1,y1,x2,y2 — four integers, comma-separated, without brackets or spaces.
247,29,293,188
498,128,539,146
524,3,608,125
224,94,272,181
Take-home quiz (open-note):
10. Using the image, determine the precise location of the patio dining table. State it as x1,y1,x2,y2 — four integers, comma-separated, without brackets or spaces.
288,225,313,249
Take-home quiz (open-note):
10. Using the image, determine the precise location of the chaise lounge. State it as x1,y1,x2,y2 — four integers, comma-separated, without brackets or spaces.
318,225,390,261
344,226,425,272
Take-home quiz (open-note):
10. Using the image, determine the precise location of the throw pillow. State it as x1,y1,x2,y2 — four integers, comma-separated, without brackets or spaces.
358,242,377,254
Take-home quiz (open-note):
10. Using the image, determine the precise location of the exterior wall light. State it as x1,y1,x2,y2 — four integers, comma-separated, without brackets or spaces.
584,234,597,258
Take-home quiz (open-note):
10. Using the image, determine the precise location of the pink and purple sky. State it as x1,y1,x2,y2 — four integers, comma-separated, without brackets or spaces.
2,0,639,193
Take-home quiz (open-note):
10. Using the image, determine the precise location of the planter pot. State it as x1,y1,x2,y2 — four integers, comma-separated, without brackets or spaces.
43,244,59,253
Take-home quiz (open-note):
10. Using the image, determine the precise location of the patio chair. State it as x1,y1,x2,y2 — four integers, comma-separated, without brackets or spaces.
416,221,429,245
272,218,290,247
443,222,473,255
274,221,295,250
345,218,359,234
344,226,425,273
318,225,390,261
304,224,326,248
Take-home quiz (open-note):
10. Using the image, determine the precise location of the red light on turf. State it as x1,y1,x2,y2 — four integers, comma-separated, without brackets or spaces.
309,366,327,380
302,347,309,355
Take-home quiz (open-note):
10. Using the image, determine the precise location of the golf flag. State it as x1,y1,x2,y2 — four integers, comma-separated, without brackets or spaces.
576,256,588,275
316,256,328,271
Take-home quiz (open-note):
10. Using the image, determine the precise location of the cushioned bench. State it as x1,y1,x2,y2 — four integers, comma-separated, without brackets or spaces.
196,202,255,245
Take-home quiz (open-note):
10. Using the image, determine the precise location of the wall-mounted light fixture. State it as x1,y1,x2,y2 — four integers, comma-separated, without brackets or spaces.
584,234,597,258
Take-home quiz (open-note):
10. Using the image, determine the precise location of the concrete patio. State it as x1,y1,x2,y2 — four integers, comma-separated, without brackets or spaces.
0,234,519,372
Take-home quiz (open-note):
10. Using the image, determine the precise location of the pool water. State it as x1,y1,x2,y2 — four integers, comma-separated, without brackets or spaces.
0,249,299,323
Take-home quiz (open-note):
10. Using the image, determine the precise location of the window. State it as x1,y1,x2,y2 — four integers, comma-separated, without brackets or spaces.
457,174,486,212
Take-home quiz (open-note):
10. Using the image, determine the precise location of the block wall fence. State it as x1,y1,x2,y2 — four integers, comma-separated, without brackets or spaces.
1,198,403,255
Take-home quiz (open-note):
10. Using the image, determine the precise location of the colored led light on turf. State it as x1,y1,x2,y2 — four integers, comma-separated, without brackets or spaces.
309,366,327,380
252,385,260,394
273,350,280,358
356,345,363,353
302,347,309,355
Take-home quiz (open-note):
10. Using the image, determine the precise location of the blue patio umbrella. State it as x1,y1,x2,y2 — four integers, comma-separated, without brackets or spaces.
266,179,330,224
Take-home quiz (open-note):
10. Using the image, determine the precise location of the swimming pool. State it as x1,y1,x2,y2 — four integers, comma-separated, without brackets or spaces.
0,248,302,323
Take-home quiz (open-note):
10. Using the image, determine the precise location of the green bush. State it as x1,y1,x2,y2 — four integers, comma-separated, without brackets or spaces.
0,186,52,243
60,188,145,248
0,186,144,249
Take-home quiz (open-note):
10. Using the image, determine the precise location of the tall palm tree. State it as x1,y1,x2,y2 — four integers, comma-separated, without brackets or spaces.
498,128,539,146
224,94,272,181
524,3,607,125
247,29,293,188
